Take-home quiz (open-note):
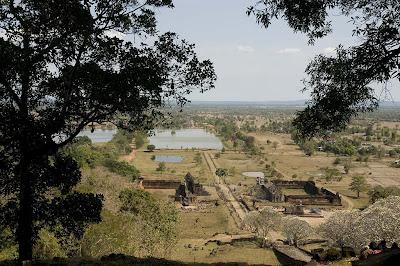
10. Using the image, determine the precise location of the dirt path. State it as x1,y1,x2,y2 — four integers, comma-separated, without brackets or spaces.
203,151,248,222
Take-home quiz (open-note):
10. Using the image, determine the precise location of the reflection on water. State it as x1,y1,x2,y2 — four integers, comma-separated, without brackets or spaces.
77,129,117,143
154,155,184,163
149,128,222,150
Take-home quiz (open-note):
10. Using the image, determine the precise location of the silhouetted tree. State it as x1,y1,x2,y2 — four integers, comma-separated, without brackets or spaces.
248,0,399,138
0,0,215,261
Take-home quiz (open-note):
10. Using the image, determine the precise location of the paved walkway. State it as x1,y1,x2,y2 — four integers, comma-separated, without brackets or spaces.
203,151,247,222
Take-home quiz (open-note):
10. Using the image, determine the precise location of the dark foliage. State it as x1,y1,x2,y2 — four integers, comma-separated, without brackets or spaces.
248,0,400,138
0,0,215,261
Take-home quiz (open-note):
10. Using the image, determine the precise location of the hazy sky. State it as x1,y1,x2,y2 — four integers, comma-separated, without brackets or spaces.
155,0,399,102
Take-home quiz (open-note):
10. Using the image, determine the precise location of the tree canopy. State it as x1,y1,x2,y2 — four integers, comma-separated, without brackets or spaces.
0,0,215,261
320,196,400,250
248,0,400,138
349,175,369,198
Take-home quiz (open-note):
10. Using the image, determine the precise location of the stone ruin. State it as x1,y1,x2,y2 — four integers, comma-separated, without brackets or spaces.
137,177,181,189
284,205,305,215
261,182,285,202
175,172,208,206
256,180,342,206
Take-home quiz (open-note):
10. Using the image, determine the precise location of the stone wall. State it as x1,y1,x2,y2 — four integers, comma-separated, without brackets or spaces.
304,182,320,195
321,188,342,205
286,195,334,205
272,180,311,189
141,179,181,189
260,180,342,206
260,183,285,202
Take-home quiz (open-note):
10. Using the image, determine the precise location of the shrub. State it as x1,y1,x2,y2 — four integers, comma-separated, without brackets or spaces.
300,140,316,156
62,142,104,169
324,248,342,261
134,132,147,149
369,186,400,203
107,190,179,256
0,227,17,261
333,157,341,165
81,211,137,257
215,168,228,177
156,162,166,172
33,229,66,259
102,159,140,181
323,167,342,182
194,152,202,164
147,144,156,152
110,130,134,155
343,159,352,174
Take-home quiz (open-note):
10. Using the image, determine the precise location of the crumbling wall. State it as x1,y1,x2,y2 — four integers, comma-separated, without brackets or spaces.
304,182,320,195
260,183,285,202
142,180,181,189
272,180,309,189
260,180,342,206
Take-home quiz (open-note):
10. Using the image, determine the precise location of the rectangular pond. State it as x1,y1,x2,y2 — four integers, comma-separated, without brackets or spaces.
149,128,223,150
154,155,184,163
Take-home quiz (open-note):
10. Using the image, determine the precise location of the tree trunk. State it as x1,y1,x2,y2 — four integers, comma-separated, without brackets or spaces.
18,33,34,262
17,157,34,262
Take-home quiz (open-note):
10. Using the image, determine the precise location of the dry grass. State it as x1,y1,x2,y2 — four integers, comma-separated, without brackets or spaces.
178,204,238,239
132,150,213,184
281,188,309,196
214,152,265,186
78,166,136,213
171,241,281,265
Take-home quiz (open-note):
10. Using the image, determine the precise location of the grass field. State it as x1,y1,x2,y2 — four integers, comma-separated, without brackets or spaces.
132,150,213,184
281,188,309,196
171,241,280,265
212,152,265,186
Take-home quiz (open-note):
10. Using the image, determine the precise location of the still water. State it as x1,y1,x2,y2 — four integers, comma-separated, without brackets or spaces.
76,128,223,149
149,129,223,150
154,155,184,163
77,129,117,143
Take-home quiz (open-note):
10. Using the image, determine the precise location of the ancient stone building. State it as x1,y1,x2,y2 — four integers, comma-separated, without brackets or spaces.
257,180,342,206
175,172,207,206
259,182,285,202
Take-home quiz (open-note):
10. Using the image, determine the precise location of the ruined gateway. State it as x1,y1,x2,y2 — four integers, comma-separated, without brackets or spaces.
175,172,207,206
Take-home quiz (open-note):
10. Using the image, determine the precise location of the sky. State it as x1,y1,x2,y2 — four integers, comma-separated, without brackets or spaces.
153,0,399,102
